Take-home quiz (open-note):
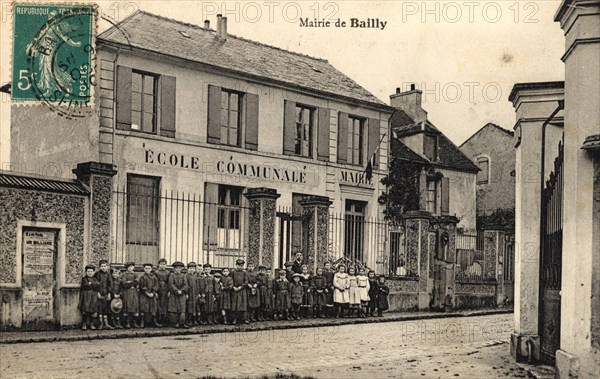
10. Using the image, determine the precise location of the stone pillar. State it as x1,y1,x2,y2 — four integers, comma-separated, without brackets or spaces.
555,2,600,377
403,211,431,310
483,229,506,305
244,188,280,268
299,195,332,273
509,82,564,362
73,161,117,266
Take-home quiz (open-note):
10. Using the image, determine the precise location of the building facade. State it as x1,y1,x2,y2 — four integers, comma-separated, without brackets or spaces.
9,11,394,273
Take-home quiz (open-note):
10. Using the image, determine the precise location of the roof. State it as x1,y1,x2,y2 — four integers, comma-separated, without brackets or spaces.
390,137,428,164
0,171,89,195
459,123,514,148
98,11,391,111
508,81,564,102
390,110,479,173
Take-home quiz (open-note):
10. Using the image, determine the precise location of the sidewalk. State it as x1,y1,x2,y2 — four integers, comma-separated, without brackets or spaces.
0,308,513,344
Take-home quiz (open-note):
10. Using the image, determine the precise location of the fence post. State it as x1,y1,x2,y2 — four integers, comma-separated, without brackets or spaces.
244,188,280,268
299,195,332,274
73,162,117,266
403,211,432,310
483,229,506,305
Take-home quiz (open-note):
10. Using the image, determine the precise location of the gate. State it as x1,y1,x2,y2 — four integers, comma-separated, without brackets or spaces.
539,141,563,364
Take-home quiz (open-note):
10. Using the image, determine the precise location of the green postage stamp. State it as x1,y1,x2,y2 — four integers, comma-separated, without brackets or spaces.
12,3,96,109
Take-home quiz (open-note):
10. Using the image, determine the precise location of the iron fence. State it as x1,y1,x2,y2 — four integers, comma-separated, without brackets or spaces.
455,230,487,280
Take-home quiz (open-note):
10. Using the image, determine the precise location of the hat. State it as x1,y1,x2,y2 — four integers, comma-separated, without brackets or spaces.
284,261,293,267
99,259,108,265
142,263,153,268
110,298,123,313
187,262,197,267
85,264,96,271
124,262,135,269
172,261,184,268
257,264,267,270
213,272,222,277
235,258,245,265
158,258,167,264
278,269,287,275
203,263,212,268
292,273,302,278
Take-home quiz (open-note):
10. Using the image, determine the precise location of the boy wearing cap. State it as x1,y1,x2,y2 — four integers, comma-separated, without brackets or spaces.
231,259,249,324
284,261,294,282
246,262,260,322
121,262,140,328
290,273,304,320
257,265,272,321
168,261,189,328
94,259,113,329
139,263,160,327
274,269,290,320
109,268,123,328
79,264,100,330
220,268,234,324
186,262,199,326
212,271,223,323
155,258,170,326
201,264,216,325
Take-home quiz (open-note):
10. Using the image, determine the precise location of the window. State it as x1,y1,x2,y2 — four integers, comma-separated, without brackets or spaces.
426,179,437,214
220,90,242,146
344,200,366,261
127,175,160,245
504,242,514,282
217,185,243,249
424,134,438,161
294,105,315,157
389,231,407,276
347,116,364,165
477,157,490,184
131,71,157,133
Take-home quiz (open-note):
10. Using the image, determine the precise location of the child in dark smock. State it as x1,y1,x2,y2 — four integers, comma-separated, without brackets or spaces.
79,264,100,330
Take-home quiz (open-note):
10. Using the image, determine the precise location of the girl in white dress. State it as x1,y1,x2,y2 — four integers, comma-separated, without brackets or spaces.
333,265,350,317
357,267,370,318
347,267,361,318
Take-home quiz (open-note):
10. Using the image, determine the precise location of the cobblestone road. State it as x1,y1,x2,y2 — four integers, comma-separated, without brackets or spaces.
0,313,531,378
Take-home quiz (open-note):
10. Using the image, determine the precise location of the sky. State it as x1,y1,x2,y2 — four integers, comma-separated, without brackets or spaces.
0,0,566,164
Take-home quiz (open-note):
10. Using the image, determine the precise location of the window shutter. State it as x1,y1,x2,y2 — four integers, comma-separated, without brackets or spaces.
207,85,221,144
317,107,330,162
337,112,348,164
368,118,380,168
419,171,428,211
203,183,218,251
160,75,176,138
283,100,296,155
245,93,259,151
441,177,450,214
116,65,132,130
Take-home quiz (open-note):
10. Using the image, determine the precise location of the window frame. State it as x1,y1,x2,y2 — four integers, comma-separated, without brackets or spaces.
344,200,366,262
220,89,243,147
216,184,243,250
347,115,365,166
130,70,158,134
423,133,439,162
294,104,315,158
126,174,161,246
426,179,438,214
476,155,491,184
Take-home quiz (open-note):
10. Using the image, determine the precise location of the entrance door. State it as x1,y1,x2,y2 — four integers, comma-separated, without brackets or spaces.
539,142,563,364
21,228,58,330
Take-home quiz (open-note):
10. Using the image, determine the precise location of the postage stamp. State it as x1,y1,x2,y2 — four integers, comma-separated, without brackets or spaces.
11,3,96,114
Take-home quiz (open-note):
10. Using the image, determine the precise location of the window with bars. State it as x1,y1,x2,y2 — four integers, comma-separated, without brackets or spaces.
344,200,366,262
294,105,314,157
217,185,243,250
220,90,242,146
126,175,160,245
347,116,364,166
131,71,157,133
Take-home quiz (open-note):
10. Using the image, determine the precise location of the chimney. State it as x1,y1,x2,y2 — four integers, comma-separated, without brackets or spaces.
216,14,222,38
204,19,210,29
390,84,427,124
221,16,228,40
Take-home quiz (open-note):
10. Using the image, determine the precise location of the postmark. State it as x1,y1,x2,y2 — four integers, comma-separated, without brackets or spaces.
12,3,96,118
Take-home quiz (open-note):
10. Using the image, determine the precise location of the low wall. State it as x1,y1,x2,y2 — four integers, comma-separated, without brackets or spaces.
454,280,497,309
387,277,420,311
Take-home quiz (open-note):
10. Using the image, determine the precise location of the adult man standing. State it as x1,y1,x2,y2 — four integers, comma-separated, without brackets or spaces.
292,252,304,274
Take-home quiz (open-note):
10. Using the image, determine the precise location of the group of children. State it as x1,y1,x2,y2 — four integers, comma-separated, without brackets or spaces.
78,258,390,330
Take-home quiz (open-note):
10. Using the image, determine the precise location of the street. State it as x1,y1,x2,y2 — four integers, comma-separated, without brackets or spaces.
0,313,531,378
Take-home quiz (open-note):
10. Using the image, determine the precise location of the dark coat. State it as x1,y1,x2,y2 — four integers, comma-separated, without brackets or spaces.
167,272,188,313
246,270,260,308
292,259,304,274
220,275,234,311
139,273,159,314
231,269,248,312
120,271,139,314
323,270,335,305
289,281,304,305
311,275,328,307
299,273,311,306
186,273,199,313
377,284,390,311
274,278,291,311
155,268,170,316
199,275,215,313
213,279,223,312
368,278,379,308
78,276,100,313
94,270,112,314
257,273,273,309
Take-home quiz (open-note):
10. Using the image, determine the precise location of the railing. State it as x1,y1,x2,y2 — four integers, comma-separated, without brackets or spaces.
112,187,249,268
455,230,488,281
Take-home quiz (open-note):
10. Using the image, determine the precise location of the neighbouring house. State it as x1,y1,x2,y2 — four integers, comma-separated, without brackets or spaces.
510,1,600,377
460,123,516,304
